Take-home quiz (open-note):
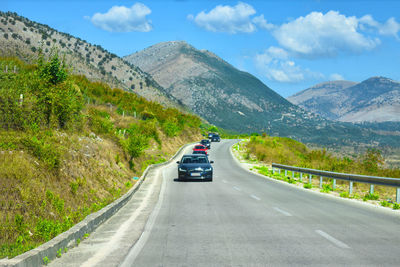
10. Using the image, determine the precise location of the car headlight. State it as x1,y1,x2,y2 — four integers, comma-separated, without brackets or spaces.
179,167,186,172
204,168,212,171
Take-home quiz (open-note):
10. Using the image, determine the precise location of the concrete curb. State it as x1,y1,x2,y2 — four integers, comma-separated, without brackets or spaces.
0,142,195,267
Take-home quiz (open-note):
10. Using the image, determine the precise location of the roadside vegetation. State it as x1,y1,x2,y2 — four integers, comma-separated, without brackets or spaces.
0,51,201,258
233,134,400,209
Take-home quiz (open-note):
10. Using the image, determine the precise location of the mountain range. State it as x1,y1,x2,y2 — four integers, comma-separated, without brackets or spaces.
1,12,399,148
124,41,322,134
124,41,400,147
288,77,400,123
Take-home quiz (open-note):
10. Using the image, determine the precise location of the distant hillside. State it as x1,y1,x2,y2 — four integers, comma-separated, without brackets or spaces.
124,41,400,148
0,11,182,108
288,77,400,123
288,80,358,120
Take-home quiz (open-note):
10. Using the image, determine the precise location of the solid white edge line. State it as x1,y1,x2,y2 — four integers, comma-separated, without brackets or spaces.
119,167,168,267
273,207,292,216
316,230,350,249
250,194,261,201
233,186,241,191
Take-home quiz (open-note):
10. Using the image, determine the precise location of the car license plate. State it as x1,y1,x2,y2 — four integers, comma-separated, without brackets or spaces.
191,173,201,177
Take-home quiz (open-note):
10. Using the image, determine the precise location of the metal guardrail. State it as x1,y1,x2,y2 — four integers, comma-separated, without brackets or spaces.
272,163,400,203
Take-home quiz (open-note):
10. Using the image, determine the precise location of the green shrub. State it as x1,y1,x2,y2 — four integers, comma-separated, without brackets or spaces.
340,192,349,198
320,184,332,193
380,200,390,207
56,248,62,258
304,183,312,189
88,109,114,135
393,203,400,210
286,177,296,184
43,256,50,265
35,219,63,242
124,134,149,160
363,193,380,201
162,119,180,137
70,181,79,195
21,135,61,169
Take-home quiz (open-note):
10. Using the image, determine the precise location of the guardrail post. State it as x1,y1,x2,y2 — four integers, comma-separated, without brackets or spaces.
292,171,294,178
370,184,374,195
309,174,312,184
332,179,336,190
397,188,400,203
278,169,281,174
319,176,323,188
285,170,287,176
349,181,353,195
300,173,303,182
272,168,275,174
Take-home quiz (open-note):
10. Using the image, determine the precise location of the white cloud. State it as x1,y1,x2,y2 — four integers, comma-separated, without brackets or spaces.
330,73,344,81
189,2,262,34
255,47,323,83
272,11,380,58
252,15,274,30
360,15,400,39
90,3,152,32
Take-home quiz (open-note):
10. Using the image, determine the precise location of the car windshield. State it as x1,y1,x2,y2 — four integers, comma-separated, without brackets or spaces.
193,151,205,154
181,156,208,164
194,145,204,149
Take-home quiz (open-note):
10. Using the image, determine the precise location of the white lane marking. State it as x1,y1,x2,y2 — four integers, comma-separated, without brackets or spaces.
316,230,350,249
250,194,260,201
120,168,168,267
273,207,292,216
81,169,160,267
222,179,228,183
233,186,241,191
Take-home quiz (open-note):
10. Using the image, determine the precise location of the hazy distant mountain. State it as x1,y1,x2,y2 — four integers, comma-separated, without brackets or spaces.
0,11,181,108
288,77,400,122
124,41,400,147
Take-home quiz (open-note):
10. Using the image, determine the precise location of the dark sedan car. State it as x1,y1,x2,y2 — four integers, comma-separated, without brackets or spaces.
177,154,214,181
210,133,220,142
200,139,211,149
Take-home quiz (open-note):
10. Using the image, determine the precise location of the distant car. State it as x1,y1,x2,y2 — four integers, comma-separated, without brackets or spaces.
210,133,220,142
200,139,211,149
193,150,208,156
193,144,208,155
208,132,214,139
177,154,214,181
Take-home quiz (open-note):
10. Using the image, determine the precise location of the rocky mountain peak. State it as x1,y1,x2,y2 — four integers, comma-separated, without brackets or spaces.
288,76,400,123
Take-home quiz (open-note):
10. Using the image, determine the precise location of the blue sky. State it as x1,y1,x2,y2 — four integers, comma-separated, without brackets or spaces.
2,0,400,97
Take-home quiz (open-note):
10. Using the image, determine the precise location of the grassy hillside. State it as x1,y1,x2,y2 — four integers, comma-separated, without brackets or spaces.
232,134,400,207
245,134,400,178
0,11,182,109
0,53,201,258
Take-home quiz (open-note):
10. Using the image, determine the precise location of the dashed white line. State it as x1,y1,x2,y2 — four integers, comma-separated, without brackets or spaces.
316,230,350,249
233,186,241,191
250,194,261,201
273,207,292,216
222,180,228,184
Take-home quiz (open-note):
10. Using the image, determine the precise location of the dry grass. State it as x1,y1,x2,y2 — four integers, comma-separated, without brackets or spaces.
0,127,202,258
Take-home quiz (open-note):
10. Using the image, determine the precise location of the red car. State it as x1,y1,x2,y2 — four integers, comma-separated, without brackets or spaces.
193,144,208,155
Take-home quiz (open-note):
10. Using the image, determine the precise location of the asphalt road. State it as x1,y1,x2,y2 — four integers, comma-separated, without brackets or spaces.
51,139,400,266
